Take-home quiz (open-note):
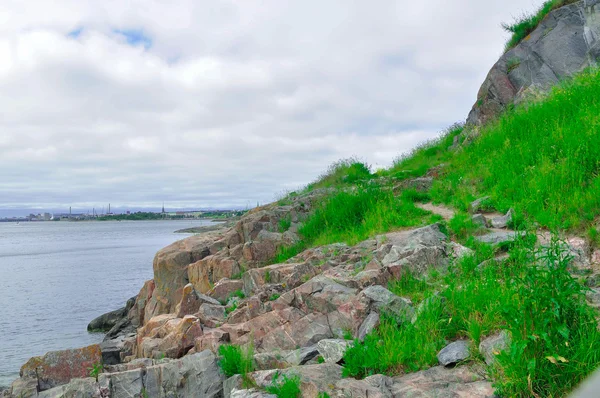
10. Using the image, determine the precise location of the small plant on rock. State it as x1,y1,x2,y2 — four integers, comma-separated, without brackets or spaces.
218,344,255,378
265,372,302,398
89,362,103,382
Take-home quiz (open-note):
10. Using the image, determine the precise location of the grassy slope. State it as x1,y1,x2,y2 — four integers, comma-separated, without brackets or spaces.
264,68,600,398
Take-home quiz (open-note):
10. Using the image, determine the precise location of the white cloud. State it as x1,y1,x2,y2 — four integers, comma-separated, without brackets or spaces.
0,0,546,211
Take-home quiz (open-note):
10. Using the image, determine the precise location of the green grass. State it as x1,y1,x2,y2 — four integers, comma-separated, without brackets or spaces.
447,212,483,241
433,68,600,231
382,123,463,180
264,373,302,398
502,0,579,52
278,216,292,233
218,344,255,378
306,157,372,191
343,237,600,396
272,185,440,263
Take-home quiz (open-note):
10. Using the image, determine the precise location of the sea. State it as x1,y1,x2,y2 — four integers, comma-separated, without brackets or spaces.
0,219,212,388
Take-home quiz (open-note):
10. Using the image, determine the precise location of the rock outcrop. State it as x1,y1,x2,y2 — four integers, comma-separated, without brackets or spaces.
466,0,600,128
9,187,511,397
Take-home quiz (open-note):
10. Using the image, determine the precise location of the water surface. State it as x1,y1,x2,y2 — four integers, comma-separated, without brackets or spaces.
0,220,209,387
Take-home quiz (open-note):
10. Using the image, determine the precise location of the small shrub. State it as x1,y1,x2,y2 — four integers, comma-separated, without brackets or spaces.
278,216,292,233
264,270,272,283
265,373,302,398
269,294,280,301
218,344,255,378
88,362,103,382
306,158,372,191
225,302,239,315
448,212,482,241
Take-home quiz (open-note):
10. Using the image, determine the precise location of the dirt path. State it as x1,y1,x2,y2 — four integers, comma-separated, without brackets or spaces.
416,203,455,220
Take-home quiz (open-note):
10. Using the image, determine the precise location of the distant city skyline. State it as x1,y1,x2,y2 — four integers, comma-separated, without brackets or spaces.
0,204,247,219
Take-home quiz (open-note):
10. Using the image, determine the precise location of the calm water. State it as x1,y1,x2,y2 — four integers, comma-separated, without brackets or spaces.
0,220,210,388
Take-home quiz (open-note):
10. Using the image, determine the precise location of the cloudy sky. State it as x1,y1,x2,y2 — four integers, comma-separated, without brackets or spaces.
0,0,545,214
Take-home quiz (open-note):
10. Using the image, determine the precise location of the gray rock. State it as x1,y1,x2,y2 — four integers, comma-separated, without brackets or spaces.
253,346,319,370
87,296,135,332
475,231,524,245
334,374,394,397
491,209,514,229
467,1,600,127
358,312,380,340
437,340,471,366
391,366,494,397
100,336,130,366
472,214,488,227
479,331,511,365
317,339,353,363
228,363,343,396
449,242,474,260
469,197,491,213
377,224,448,275
105,350,223,398
230,389,277,398
359,285,414,321
38,378,107,398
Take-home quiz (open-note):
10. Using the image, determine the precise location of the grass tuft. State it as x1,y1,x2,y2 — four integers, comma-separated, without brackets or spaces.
264,373,302,398
306,158,372,191
218,344,255,378
502,0,578,52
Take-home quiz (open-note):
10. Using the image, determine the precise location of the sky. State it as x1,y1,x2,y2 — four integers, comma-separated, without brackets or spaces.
0,0,546,214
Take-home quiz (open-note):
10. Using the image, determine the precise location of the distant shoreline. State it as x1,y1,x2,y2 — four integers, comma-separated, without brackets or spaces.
174,218,240,233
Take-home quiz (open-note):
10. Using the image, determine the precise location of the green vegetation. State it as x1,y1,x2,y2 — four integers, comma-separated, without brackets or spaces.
502,0,579,51
88,362,103,382
306,157,372,191
264,373,302,398
263,34,600,398
273,186,440,263
278,216,292,233
343,238,600,396
218,344,255,378
447,212,482,241
382,123,463,180
269,293,280,301
225,302,239,315
434,68,600,230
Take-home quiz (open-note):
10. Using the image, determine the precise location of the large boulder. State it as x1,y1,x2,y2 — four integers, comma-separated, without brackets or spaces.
87,297,135,333
188,254,241,294
376,224,449,277
39,350,223,398
391,365,495,397
18,344,102,392
466,1,600,127
145,235,218,321
136,315,203,359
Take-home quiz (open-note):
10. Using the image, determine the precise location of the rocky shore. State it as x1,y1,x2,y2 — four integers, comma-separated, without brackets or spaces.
5,186,506,397
6,2,600,397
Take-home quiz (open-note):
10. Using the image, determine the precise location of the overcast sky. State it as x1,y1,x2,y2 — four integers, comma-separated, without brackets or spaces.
0,0,545,213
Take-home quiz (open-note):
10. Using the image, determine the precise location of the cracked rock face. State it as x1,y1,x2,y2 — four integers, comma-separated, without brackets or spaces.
467,1,600,127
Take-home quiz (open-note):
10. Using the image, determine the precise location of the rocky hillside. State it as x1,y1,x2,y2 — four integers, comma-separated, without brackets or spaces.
6,1,600,397
467,0,600,126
